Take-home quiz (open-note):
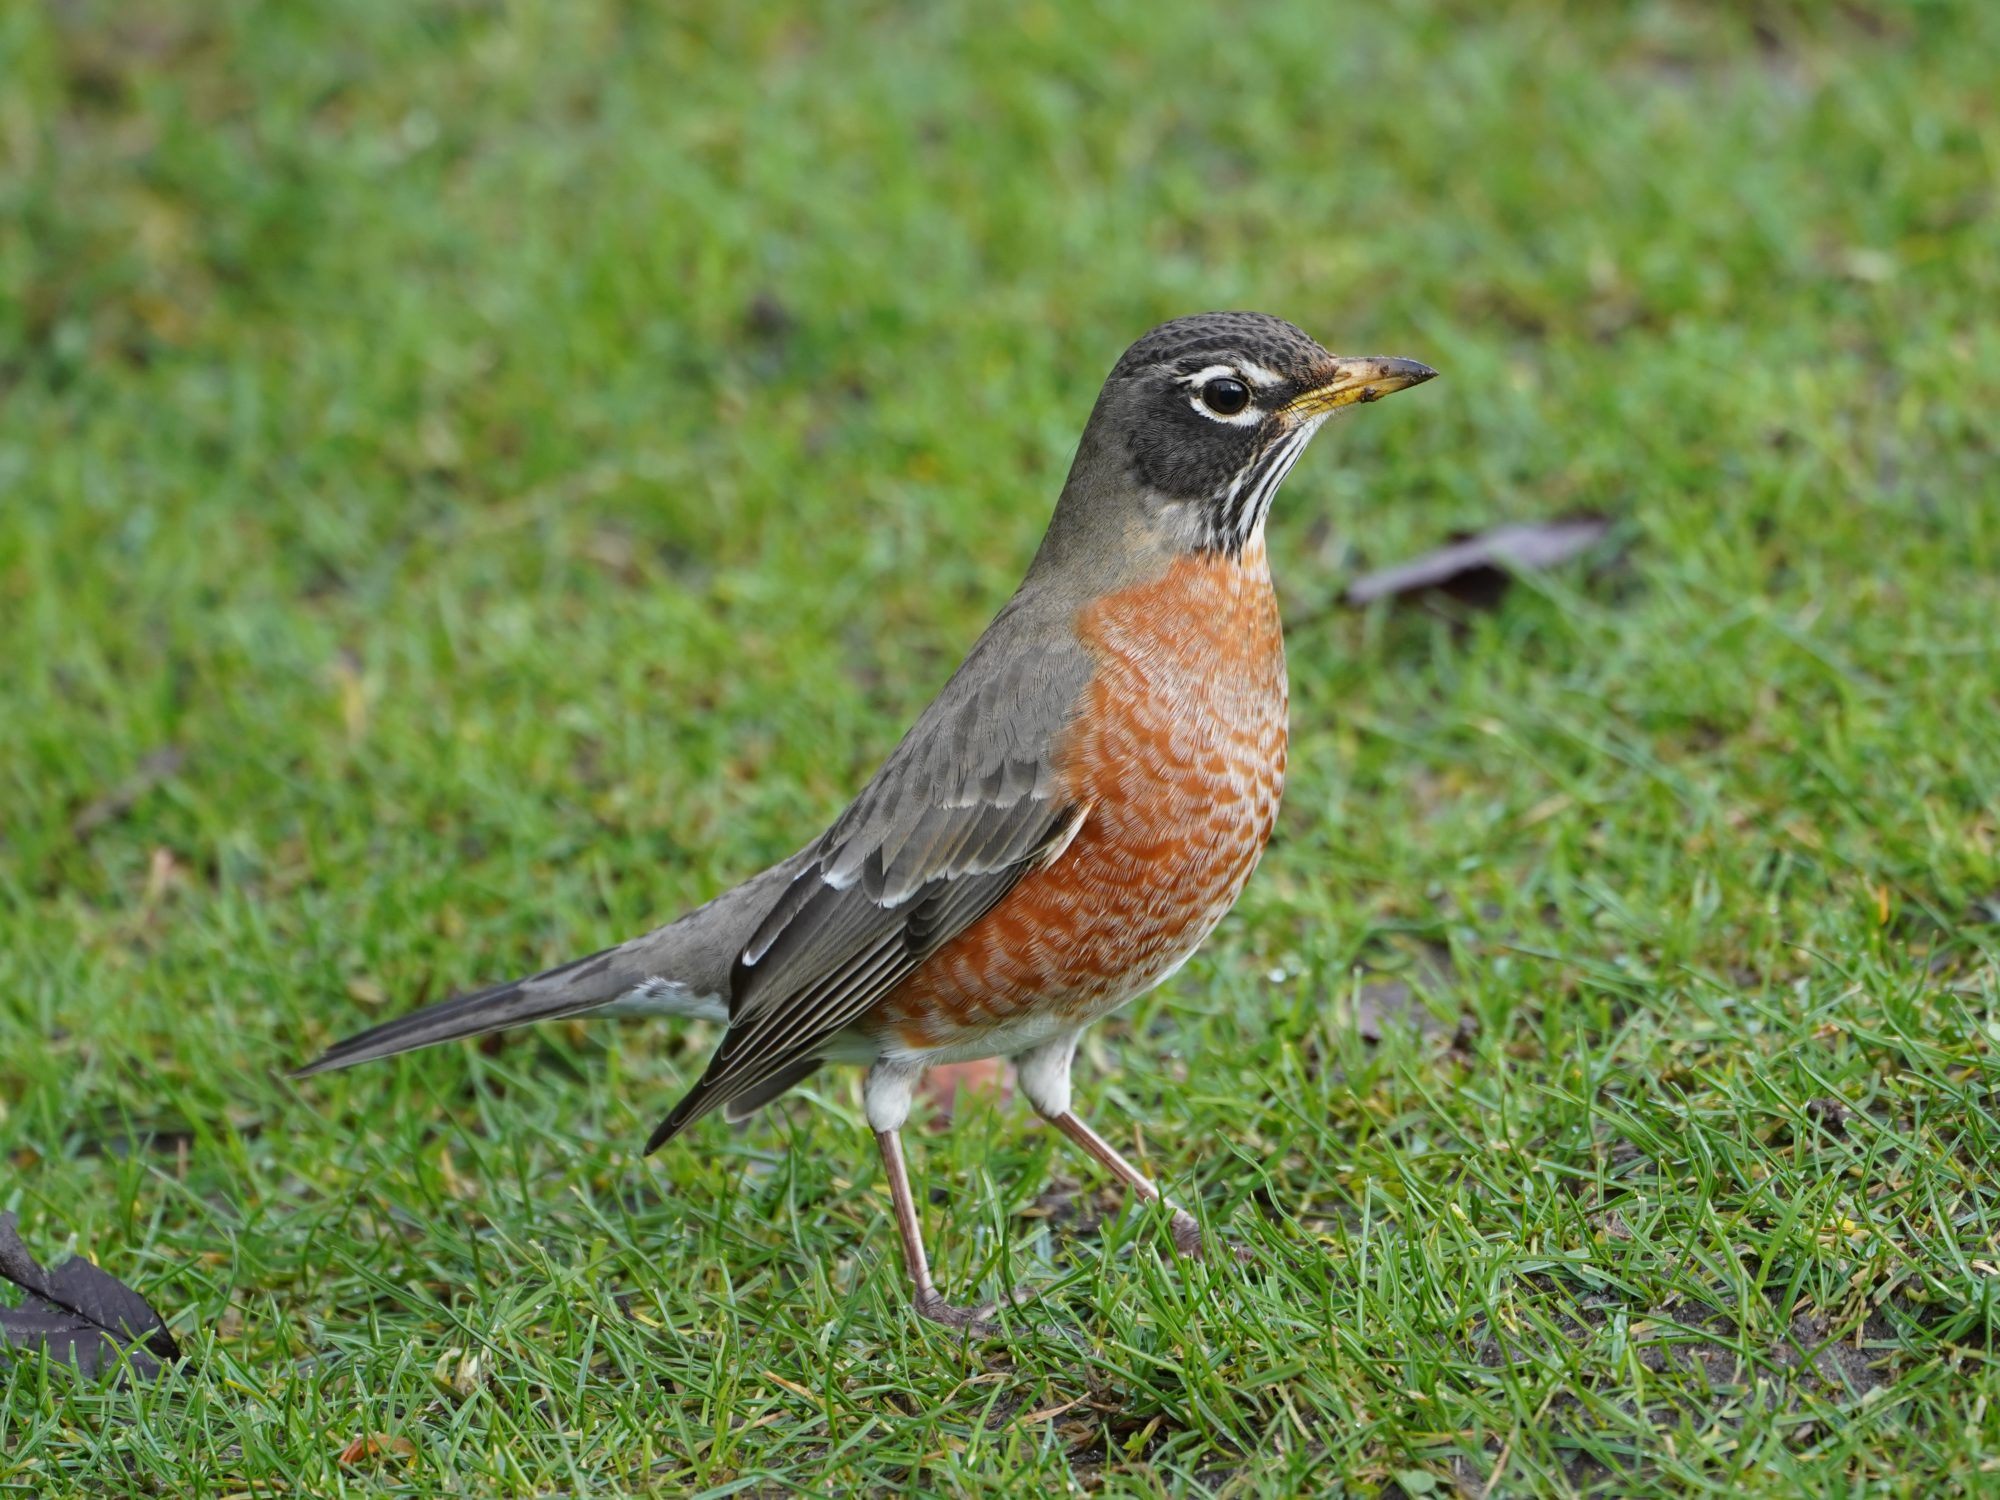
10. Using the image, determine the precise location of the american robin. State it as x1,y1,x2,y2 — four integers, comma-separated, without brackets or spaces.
297,312,1435,1329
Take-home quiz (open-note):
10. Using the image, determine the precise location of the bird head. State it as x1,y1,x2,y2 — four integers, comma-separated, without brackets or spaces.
1045,311,1435,566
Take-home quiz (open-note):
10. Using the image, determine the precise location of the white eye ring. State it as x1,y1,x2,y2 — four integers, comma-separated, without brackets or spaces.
1178,364,1262,426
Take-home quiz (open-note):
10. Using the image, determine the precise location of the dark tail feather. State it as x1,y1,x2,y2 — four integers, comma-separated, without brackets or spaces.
292,947,624,1077
721,1058,823,1125
644,1057,822,1153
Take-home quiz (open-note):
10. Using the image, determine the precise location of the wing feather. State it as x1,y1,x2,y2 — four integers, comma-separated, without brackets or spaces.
644,596,1096,1150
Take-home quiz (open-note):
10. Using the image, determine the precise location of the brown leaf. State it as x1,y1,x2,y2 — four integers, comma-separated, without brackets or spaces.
1344,514,1614,609
338,1434,418,1466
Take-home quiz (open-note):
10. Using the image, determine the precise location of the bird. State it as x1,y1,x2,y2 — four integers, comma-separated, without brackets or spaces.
295,311,1436,1330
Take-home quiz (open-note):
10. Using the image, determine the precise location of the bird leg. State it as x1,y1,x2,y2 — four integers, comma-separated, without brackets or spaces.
1014,1031,1203,1257
1044,1110,1204,1258
873,1128,1028,1332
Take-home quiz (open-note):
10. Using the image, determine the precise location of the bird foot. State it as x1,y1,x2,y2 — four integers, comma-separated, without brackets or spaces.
1169,1208,1204,1259
1169,1207,1253,1263
912,1284,1040,1337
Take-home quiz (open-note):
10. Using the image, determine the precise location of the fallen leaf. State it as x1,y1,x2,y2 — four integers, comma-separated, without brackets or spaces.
1344,514,1614,609
1016,1394,1088,1425
338,1433,418,1466
0,1211,181,1378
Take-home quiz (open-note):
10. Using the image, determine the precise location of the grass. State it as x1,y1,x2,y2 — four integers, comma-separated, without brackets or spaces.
2,0,1998,1492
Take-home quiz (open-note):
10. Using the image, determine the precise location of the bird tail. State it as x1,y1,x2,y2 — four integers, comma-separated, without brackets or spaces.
291,944,726,1077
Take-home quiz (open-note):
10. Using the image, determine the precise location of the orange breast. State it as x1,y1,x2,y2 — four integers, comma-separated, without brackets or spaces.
872,540,1289,1050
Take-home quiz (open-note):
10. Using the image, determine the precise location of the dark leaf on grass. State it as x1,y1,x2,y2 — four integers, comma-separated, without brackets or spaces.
1345,514,1614,608
0,1211,180,1377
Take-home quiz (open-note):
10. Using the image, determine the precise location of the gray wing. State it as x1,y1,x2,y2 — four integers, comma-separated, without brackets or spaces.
644,594,1094,1150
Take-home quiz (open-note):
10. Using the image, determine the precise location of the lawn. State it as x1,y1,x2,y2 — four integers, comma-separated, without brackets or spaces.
3,0,1998,1493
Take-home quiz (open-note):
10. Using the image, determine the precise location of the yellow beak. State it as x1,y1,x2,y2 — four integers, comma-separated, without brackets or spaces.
1281,356,1438,420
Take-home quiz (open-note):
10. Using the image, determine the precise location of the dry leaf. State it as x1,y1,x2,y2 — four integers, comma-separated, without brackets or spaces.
1345,514,1614,609
337,1433,419,1466
0,1212,180,1378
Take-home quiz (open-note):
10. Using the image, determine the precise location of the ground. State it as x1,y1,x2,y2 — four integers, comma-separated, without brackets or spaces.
3,1,1998,1494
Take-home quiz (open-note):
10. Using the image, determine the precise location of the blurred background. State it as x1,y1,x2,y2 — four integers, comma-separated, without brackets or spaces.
3,1,1997,1492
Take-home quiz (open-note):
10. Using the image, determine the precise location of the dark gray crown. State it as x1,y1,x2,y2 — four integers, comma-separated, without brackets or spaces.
1109,311,1330,382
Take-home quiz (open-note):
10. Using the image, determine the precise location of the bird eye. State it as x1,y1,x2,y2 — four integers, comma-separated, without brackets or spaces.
1198,377,1251,417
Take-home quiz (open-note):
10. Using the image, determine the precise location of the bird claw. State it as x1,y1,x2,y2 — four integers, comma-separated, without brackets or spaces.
1170,1207,1253,1264
1169,1207,1204,1259
912,1284,1041,1337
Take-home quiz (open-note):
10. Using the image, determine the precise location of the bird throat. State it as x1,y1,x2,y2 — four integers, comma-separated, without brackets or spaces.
1201,420,1320,558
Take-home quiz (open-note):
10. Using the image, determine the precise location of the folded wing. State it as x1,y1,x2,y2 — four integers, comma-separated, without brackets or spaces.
645,598,1093,1149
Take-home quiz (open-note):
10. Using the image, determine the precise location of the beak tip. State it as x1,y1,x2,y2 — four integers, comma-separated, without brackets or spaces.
1287,354,1440,417
1349,357,1438,405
